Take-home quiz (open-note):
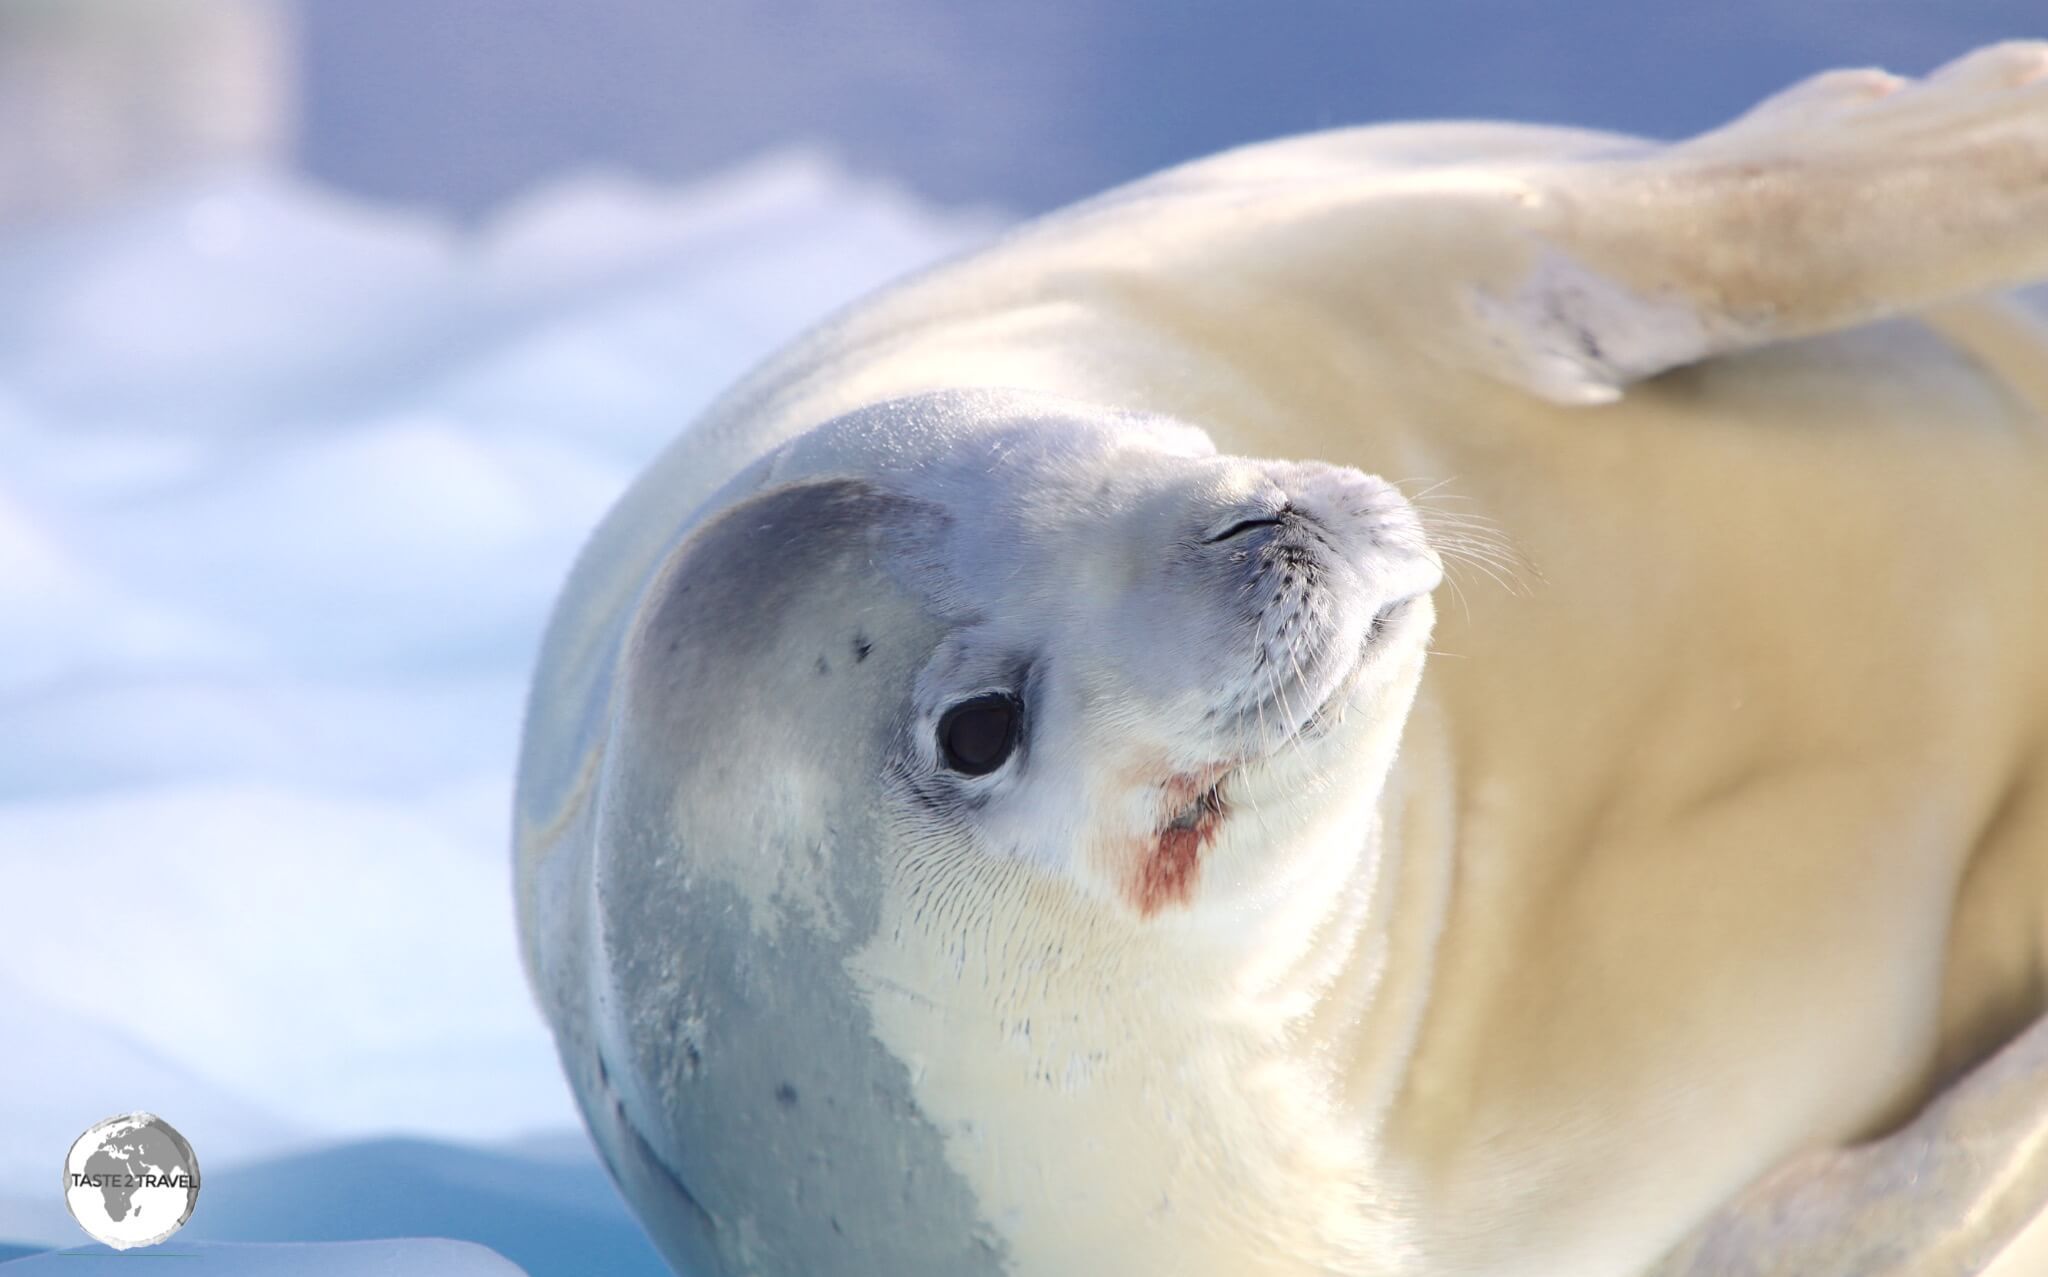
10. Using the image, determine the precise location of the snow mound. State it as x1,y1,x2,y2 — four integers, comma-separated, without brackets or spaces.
0,1239,527,1275
180,1137,668,1276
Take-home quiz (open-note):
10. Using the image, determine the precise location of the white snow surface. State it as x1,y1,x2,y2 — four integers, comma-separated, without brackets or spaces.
0,1239,527,1275
0,151,1000,1199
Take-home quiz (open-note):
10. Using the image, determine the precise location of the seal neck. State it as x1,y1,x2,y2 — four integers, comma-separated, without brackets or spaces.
1311,687,1460,1144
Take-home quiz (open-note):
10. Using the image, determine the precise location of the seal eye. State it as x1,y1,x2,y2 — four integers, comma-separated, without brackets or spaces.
938,693,1023,775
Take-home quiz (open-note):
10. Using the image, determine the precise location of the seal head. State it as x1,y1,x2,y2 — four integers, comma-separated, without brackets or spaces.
581,391,1442,1274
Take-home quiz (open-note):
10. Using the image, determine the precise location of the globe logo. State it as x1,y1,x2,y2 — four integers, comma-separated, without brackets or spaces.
62,1112,201,1249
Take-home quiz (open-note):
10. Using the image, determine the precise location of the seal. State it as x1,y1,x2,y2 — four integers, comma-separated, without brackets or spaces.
515,42,2048,1277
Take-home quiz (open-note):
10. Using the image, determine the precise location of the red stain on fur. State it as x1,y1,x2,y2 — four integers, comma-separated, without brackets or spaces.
1127,771,1227,917
1134,823,1210,916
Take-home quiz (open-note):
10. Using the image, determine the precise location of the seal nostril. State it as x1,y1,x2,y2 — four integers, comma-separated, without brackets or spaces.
1206,508,1290,543
1206,518,1281,544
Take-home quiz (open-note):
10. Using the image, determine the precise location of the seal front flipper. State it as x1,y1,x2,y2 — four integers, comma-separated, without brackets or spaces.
1642,1010,2048,1277
1454,41,2048,404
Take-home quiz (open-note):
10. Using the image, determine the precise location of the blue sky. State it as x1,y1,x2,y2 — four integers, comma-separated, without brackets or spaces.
297,0,2045,215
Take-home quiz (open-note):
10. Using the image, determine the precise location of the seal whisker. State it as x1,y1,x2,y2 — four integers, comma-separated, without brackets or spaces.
1392,476,1464,504
1428,531,1529,598
1414,515,1523,564
1276,605,1329,773
1416,522,1515,555
1434,557,1475,623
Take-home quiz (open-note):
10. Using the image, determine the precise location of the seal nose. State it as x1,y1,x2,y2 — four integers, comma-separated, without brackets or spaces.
1194,461,1442,617
1198,463,1413,552
1277,462,1404,528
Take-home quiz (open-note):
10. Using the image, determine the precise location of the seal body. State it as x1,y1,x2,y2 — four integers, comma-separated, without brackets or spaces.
516,47,2048,1277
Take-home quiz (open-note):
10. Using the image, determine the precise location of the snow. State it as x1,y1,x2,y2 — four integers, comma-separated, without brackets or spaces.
0,150,998,1264
0,1239,528,1275
0,1134,669,1274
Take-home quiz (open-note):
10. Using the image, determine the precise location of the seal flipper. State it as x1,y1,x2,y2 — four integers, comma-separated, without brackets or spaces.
1463,41,2048,404
1643,1010,2048,1277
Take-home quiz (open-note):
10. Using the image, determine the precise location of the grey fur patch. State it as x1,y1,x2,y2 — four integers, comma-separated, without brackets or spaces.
583,477,1007,1277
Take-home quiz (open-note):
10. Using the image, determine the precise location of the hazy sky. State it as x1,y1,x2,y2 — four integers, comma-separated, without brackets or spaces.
295,0,2044,218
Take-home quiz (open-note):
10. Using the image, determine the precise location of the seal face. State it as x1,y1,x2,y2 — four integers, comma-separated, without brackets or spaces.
856,404,1442,920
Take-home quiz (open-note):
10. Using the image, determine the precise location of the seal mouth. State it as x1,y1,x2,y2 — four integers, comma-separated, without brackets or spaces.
1134,590,1420,910
1363,598,1406,646
1295,594,1421,739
